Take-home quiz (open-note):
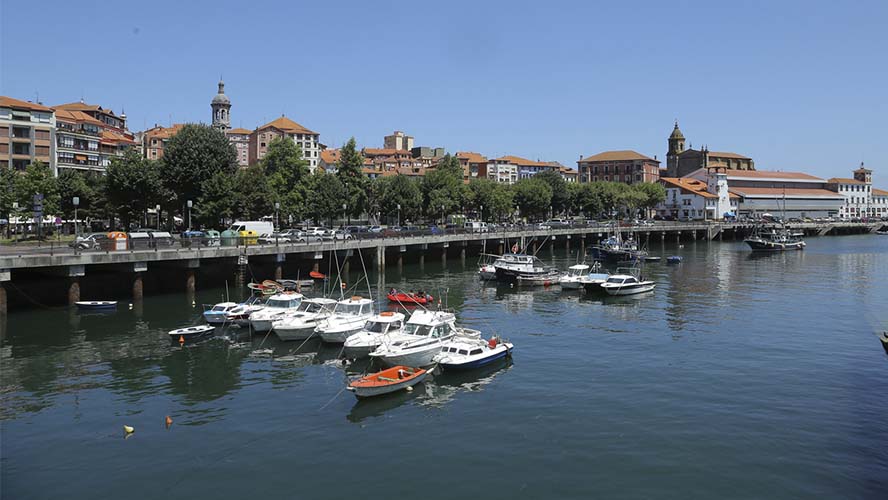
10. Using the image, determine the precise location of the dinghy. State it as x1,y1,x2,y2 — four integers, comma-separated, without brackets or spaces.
309,271,326,279
75,301,117,310
346,365,428,398
880,332,888,354
168,325,215,345
433,336,513,371
666,256,683,264
387,290,434,305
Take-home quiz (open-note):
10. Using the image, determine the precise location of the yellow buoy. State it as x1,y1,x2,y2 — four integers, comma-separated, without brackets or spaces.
124,425,135,434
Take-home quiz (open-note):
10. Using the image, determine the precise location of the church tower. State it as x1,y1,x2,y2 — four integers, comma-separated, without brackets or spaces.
666,121,685,177
211,80,231,132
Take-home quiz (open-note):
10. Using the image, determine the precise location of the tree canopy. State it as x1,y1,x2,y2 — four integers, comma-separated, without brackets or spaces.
160,123,237,213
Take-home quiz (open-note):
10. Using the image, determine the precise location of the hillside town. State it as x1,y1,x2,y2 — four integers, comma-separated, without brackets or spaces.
2,80,887,233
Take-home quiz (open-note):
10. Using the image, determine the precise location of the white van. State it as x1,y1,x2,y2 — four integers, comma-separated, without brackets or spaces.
464,221,489,233
228,221,274,236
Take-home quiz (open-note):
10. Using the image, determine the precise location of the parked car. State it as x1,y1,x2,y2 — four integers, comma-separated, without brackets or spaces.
368,225,383,233
464,221,489,233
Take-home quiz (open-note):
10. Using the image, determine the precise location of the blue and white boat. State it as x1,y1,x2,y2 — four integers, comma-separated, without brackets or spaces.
202,302,238,325
666,255,683,264
75,301,117,310
433,336,513,371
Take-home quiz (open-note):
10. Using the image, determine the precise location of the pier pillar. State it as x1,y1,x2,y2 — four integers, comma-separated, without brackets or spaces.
0,269,9,316
68,277,81,305
460,246,466,261
441,243,448,264
676,231,681,243
419,253,425,270
376,245,386,270
273,254,285,281
235,255,247,288
133,273,144,300
342,259,350,278
186,270,196,294
565,235,570,253
692,230,697,240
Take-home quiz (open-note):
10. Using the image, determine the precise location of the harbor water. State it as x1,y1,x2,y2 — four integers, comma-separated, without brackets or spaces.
2,235,887,499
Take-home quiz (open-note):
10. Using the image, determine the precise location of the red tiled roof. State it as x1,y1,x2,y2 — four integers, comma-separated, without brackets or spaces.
227,127,253,135
144,123,186,139
827,177,864,185
661,177,718,199
708,151,750,160
363,148,407,157
456,151,487,163
729,186,844,198
320,149,340,164
256,116,316,135
579,150,658,163
724,169,823,181
872,188,888,196
54,101,120,117
495,155,551,167
101,129,136,145
54,108,104,126
0,95,53,112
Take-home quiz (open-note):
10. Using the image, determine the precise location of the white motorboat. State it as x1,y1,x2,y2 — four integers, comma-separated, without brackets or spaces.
370,310,478,367
316,296,375,343
559,264,592,289
433,336,513,371
478,253,499,280
249,293,304,332
225,295,267,327
493,253,558,281
202,301,238,325
343,311,407,359
168,324,215,345
273,297,337,341
74,300,117,310
599,271,655,296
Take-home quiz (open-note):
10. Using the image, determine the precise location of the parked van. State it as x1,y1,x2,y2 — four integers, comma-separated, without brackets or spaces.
464,221,489,233
227,221,274,237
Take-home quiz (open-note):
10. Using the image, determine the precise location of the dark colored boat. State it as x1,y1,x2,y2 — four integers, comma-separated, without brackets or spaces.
880,332,888,354
744,227,806,251
168,325,215,345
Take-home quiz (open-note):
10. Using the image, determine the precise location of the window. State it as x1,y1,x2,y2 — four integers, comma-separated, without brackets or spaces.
470,349,483,355
260,142,266,147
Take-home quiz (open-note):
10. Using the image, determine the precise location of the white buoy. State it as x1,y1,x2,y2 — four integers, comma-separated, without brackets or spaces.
128,303,133,310
405,386,413,392
123,425,134,434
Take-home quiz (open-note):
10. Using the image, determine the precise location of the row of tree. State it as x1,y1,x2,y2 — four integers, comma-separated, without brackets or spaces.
1,124,666,234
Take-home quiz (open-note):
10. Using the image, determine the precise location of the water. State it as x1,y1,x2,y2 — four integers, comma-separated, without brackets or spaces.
2,236,887,499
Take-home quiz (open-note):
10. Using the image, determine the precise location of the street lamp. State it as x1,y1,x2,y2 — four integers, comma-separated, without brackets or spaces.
342,203,348,227
440,204,445,225
73,196,79,237
11,202,18,240
187,200,192,230
397,203,401,227
155,204,161,230
480,204,483,222
274,202,280,229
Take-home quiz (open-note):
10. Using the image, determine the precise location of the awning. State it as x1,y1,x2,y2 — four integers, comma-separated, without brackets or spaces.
75,154,87,161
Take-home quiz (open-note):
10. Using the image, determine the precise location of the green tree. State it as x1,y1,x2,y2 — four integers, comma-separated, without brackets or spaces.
304,171,346,225
633,182,666,215
196,171,236,228
336,137,367,217
573,183,604,217
513,178,552,220
423,156,466,222
436,153,463,178
469,178,514,221
263,137,309,225
57,169,101,224
160,124,237,217
378,174,422,224
231,164,274,221
105,150,162,229
15,160,60,220
534,170,570,215
0,167,17,237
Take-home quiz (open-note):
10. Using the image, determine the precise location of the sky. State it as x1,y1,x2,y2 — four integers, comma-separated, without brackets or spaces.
2,0,887,186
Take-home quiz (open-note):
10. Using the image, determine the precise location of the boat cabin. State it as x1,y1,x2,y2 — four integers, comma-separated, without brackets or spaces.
605,275,639,286
264,293,304,309
364,312,406,333
333,297,374,316
299,298,337,313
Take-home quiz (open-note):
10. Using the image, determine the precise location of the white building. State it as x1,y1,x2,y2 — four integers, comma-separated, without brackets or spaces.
658,175,739,220
486,157,518,184
0,96,56,173
827,164,887,220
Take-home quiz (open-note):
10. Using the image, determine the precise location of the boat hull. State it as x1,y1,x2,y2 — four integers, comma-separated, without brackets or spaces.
168,326,215,345
75,301,117,310
439,346,512,371
346,367,427,398
318,325,365,343
372,346,442,368
343,344,377,359
386,293,432,305
880,332,888,354
274,324,318,341
203,312,228,325
602,283,655,296
744,238,805,251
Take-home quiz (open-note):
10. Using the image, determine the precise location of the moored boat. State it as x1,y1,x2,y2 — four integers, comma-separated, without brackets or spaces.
387,290,434,305
493,253,558,281
343,311,406,359
370,310,477,367
744,226,806,251
599,269,655,296
74,301,117,310
346,365,428,398
666,256,683,264
249,292,304,332
516,271,561,286
273,297,337,341
225,295,266,327
202,301,238,324
478,253,499,280
880,331,888,354
433,336,513,371
316,296,375,343
168,325,215,345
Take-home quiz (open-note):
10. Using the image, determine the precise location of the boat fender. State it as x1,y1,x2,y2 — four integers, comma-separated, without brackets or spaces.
178,335,185,345
405,386,413,392
165,416,173,428
488,338,497,348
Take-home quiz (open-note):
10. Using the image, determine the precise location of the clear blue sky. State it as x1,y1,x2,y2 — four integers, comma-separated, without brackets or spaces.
2,0,886,185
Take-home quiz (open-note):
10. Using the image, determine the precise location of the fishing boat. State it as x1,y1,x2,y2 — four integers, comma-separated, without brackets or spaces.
877,230,888,235
592,225,647,262
387,290,434,305
599,268,656,296
666,256,683,264
370,310,477,367
346,365,428,398
343,311,407,359
560,263,598,289
168,325,215,345
478,253,499,280
249,292,304,332
880,331,888,354
74,301,117,310
316,296,375,343
202,301,238,324
432,336,513,371
744,226,806,251
492,253,558,281
273,297,337,341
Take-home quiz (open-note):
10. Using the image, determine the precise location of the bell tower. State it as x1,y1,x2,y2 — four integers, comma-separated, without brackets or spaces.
666,120,685,177
211,79,231,133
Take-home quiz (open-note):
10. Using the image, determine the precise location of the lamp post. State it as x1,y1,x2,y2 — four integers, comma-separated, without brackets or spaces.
397,203,401,227
274,202,280,229
73,196,79,237
11,202,18,241
155,204,161,230
440,204,445,225
480,204,483,222
187,200,192,230
342,203,348,227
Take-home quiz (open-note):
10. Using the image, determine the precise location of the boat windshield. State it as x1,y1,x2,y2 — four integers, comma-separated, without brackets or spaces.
267,297,300,308
403,324,434,337
606,277,625,284
212,305,229,311
336,302,366,315
364,321,386,333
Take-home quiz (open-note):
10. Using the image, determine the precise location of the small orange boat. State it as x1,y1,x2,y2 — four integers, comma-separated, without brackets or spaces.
309,271,326,279
387,291,433,305
346,365,427,398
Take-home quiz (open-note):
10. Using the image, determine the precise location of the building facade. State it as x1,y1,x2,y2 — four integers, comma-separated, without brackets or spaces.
52,101,135,173
577,150,660,184
486,157,519,184
384,131,414,151
658,173,738,220
456,152,488,181
226,128,251,167
827,164,886,219
140,123,185,160
0,96,55,173
248,116,320,171
666,122,754,177
210,80,231,133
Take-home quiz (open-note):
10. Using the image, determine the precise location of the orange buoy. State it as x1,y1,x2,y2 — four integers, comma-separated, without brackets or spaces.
165,416,173,428
178,335,185,345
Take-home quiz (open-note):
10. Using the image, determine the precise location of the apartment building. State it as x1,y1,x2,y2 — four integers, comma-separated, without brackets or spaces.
226,128,251,167
249,116,320,171
141,123,185,160
384,131,414,151
0,96,55,172
577,150,661,184
53,101,135,172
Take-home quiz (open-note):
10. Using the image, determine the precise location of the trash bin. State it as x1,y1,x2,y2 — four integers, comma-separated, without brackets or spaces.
241,229,258,245
128,232,151,249
150,231,175,248
108,231,128,251
204,230,221,247
221,229,237,246
180,230,204,248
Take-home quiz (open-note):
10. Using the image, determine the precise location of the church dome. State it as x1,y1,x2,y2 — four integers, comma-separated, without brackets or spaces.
669,121,685,140
212,80,230,106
